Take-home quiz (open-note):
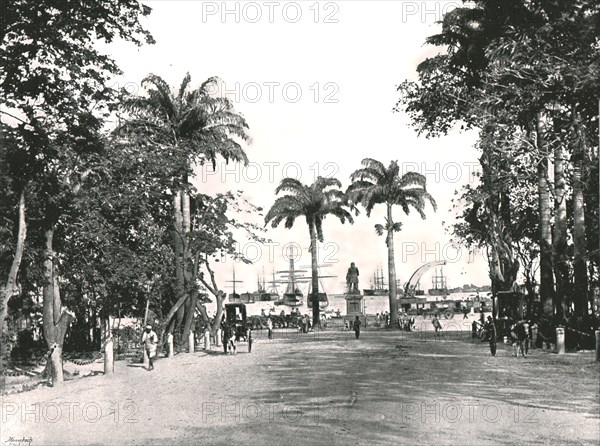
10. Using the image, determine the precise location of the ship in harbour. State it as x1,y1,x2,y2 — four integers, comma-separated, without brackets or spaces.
428,267,451,296
273,259,308,307
363,266,388,296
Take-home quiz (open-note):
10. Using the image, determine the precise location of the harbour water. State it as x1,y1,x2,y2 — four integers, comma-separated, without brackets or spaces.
230,291,483,317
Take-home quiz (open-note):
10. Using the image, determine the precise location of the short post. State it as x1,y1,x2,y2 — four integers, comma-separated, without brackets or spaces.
204,329,211,350
104,337,114,375
143,348,149,368
188,331,195,353
595,330,600,363
556,327,566,354
216,328,221,347
167,333,174,358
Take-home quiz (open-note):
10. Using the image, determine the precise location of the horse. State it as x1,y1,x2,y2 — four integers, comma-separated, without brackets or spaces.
510,320,530,357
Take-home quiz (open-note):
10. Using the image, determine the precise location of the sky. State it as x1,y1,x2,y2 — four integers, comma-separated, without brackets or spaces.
104,0,490,294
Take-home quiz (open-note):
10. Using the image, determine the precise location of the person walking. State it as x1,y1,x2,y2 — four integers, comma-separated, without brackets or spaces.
432,315,442,336
354,315,361,339
142,324,158,371
266,316,273,340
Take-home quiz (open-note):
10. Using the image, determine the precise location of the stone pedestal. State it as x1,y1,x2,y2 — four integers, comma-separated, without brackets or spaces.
345,291,364,315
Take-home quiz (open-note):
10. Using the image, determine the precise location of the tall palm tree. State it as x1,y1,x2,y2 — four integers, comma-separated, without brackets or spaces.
265,177,354,325
347,159,436,326
119,73,250,346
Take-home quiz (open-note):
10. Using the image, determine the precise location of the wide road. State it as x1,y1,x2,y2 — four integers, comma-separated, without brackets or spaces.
2,326,599,445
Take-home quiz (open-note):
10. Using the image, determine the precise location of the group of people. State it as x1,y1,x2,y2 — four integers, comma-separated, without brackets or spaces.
399,315,416,332
375,312,391,328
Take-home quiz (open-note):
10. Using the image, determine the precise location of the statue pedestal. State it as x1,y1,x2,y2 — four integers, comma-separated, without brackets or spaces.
345,291,364,315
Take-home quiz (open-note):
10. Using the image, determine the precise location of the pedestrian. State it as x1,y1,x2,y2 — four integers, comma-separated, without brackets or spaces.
142,324,158,371
266,316,273,340
432,315,442,336
463,306,469,319
472,320,478,339
354,315,361,339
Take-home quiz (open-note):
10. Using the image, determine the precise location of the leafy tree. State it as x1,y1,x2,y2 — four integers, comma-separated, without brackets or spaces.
347,160,436,326
0,0,153,382
396,0,599,317
265,177,353,325
118,73,250,349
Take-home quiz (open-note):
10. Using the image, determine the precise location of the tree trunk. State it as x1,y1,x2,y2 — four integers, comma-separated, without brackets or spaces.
161,293,189,338
553,142,569,317
536,115,555,316
309,222,320,326
0,189,26,370
572,112,589,316
387,204,399,326
210,291,226,335
42,226,73,387
172,193,186,346
182,292,198,349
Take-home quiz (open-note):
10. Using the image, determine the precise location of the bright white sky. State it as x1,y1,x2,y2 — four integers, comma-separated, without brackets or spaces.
106,0,490,293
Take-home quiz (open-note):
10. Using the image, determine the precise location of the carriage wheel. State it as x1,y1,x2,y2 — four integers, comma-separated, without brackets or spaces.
444,309,454,320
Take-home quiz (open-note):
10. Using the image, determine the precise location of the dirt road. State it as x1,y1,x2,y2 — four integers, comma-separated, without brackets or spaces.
2,327,598,445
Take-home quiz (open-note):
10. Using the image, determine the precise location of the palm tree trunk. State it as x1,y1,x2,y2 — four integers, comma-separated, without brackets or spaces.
180,190,196,348
0,189,26,369
309,221,320,326
387,204,399,326
536,115,555,316
572,112,589,316
553,142,568,317
172,193,187,346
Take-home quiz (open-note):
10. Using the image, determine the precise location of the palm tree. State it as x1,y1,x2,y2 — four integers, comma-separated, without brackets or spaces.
347,159,436,326
265,177,354,325
119,73,250,347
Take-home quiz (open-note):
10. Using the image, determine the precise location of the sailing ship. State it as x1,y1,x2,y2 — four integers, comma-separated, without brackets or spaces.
363,266,388,296
306,264,335,309
258,269,280,302
428,267,451,296
227,266,256,304
273,259,307,307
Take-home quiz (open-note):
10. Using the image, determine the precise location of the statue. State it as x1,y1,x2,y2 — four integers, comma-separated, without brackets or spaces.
346,262,360,293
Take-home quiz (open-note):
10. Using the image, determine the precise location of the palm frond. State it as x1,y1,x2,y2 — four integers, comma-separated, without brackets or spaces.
275,178,306,196
178,72,192,101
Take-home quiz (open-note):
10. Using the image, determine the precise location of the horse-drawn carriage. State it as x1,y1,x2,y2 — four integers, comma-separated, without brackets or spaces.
222,303,253,353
